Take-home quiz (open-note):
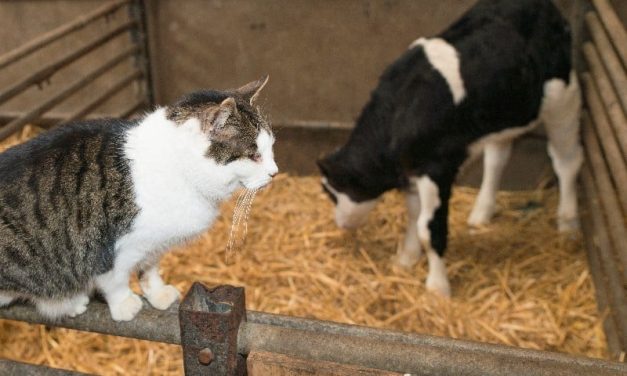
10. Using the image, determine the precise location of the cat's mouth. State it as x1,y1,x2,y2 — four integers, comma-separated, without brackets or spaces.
242,176,273,190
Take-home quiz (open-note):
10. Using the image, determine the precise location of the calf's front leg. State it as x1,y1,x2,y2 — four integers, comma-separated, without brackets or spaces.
393,188,423,268
416,175,452,297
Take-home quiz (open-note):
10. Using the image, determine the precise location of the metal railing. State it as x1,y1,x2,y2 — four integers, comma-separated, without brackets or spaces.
0,0,151,140
1,283,626,376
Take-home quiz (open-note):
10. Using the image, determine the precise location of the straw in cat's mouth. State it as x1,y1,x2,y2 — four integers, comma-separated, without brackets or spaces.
226,188,259,261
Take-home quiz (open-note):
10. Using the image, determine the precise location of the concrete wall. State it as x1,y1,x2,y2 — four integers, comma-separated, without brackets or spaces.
2,0,621,186
0,0,589,122
146,0,581,124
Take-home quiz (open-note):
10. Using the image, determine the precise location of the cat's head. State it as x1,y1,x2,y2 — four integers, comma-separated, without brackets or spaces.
166,76,278,190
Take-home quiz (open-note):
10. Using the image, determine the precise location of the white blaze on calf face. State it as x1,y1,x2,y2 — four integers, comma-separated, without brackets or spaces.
321,177,377,229
411,37,466,105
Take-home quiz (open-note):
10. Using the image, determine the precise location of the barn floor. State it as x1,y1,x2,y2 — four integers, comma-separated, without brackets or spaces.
0,127,607,375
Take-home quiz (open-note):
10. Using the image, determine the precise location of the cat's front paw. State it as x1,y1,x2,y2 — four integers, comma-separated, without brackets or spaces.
68,295,90,318
109,293,143,321
146,285,180,310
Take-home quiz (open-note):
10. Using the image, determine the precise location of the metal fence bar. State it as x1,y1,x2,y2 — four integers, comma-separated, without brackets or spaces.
0,299,180,345
117,98,148,118
586,12,627,114
58,55,143,126
591,0,627,70
0,19,136,107
2,291,626,375
0,0,130,70
0,359,92,376
0,60,142,142
239,320,626,376
0,112,100,128
128,0,156,107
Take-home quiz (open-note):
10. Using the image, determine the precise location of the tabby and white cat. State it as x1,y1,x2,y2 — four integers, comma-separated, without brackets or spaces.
0,77,277,321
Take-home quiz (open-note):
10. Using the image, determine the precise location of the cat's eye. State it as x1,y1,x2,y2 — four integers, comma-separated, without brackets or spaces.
251,152,261,162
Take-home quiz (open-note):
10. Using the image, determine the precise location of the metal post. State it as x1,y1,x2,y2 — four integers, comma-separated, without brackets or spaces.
128,0,155,108
179,283,247,376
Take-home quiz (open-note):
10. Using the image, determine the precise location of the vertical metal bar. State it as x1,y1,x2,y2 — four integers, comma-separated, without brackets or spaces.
128,0,155,107
179,283,247,376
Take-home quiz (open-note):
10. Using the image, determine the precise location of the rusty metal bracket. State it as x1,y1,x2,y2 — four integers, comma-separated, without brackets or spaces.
179,283,247,376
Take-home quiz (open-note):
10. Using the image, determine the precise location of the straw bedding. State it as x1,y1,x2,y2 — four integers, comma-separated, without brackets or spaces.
0,126,607,375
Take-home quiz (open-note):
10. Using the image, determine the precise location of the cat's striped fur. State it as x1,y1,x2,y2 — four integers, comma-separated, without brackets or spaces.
0,77,277,321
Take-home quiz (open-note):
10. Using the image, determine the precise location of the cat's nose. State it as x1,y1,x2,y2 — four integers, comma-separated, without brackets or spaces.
268,161,279,177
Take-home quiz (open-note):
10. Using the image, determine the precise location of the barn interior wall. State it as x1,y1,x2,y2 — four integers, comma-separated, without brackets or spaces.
1,0,619,186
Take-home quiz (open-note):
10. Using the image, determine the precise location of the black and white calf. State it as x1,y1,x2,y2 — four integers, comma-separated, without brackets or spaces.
317,0,582,296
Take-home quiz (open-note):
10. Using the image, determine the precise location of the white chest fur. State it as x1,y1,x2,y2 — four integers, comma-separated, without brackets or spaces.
118,109,234,259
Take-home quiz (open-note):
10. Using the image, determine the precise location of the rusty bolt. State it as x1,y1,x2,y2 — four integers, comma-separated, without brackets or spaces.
198,348,214,365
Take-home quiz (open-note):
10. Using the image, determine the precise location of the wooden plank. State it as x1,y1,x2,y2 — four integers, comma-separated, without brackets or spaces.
581,113,627,283
580,73,627,213
580,160,627,353
586,12,627,114
247,351,404,376
591,0,627,70
582,46,627,163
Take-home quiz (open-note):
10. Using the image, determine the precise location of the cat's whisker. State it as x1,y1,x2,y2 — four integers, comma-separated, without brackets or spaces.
226,189,249,260
241,188,258,240
226,188,259,261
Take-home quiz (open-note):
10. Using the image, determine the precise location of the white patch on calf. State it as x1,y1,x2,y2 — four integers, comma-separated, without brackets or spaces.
465,121,538,227
416,176,440,243
467,121,539,160
426,248,451,297
322,177,378,229
541,71,583,232
412,38,466,105
465,71,582,231
468,141,513,226
392,188,422,268
415,176,451,297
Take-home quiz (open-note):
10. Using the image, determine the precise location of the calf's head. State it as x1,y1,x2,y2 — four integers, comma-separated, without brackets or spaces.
317,153,379,229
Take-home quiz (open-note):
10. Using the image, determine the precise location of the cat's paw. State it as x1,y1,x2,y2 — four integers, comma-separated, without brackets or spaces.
0,294,14,307
68,295,90,317
109,293,143,321
146,285,180,310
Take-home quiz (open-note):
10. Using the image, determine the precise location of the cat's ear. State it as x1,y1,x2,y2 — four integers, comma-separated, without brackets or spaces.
208,97,238,137
235,75,269,104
